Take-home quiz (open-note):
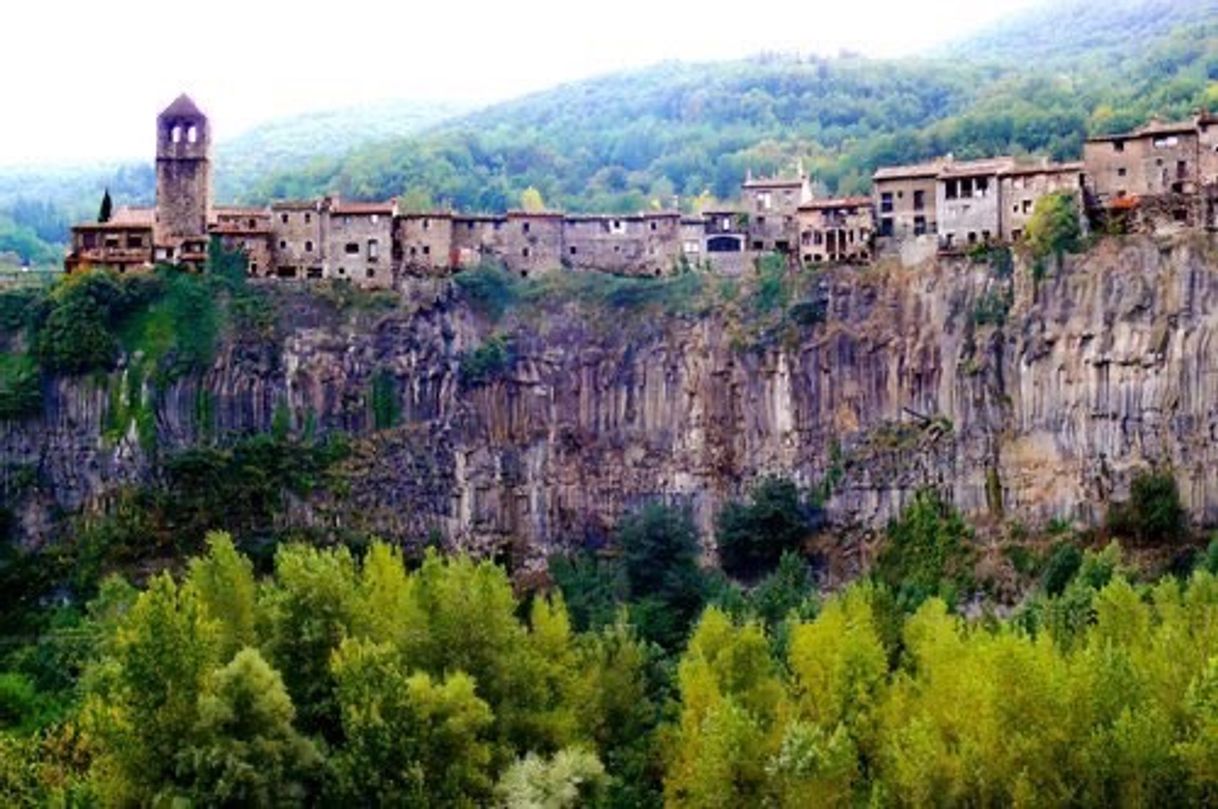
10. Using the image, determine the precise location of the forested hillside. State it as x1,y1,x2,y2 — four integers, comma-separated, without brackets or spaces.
252,0,1218,212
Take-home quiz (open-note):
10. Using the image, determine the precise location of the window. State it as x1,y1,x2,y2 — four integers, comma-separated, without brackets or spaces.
752,241,764,250
171,125,181,143
307,267,323,279
967,232,977,245
248,218,256,229
304,213,311,224
981,230,991,242
650,221,657,231
251,262,259,274
913,190,925,210
338,267,346,275
683,240,700,254
813,231,823,245
880,192,894,212
467,221,475,230
1012,229,1022,241
757,192,772,211
522,222,530,234
880,217,894,237
345,242,360,254
914,216,926,236
1117,167,1127,177
370,214,379,224
280,213,289,224
366,268,375,278
187,125,197,144
279,240,287,249
423,219,430,230
522,247,530,257
421,245,429,256
305,240,314,252
410,246,418,256
961,178,974,198
1152,136,1179,148
1022,200,1032,214
569,246,578,255
368,239,379,260
757,216,767,226
976,177,988,195
1114,140,1125,152
945,180,958,200
126,234,143,248
721,217,731,231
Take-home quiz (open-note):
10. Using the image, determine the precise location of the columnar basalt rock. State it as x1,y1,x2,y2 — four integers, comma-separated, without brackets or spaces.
11,236,1218,565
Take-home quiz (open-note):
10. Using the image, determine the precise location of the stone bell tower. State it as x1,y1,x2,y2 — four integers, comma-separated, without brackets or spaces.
155,94,212,242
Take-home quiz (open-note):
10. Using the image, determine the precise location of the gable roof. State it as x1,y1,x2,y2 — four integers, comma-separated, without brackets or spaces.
159,93,204,120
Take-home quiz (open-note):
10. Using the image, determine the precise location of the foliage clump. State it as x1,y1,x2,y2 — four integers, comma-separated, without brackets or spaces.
715,477,821,581
1107,467,1187,545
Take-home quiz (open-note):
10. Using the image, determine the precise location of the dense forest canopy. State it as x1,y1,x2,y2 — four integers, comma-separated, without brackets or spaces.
2,0,1216,269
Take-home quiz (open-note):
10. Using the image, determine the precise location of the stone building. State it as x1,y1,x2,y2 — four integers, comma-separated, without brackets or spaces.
935,156,1016,251
873,160,941,246
998,161,1084,242
270,201,324,279
326,198,395,287
797,197,874,264
561,212,681,276
64,207,155,273
397,212,454,275
209,207,273,277
740,165,811,253
1082,116,1212,230
451,215,508,270
154,95,212,266
501,212,564,277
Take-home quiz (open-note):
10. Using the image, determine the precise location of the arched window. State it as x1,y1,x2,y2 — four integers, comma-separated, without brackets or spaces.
187,125,198,144
171,125,182,144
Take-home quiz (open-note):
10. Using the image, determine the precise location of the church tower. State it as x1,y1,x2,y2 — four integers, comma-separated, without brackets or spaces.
155,94,212,243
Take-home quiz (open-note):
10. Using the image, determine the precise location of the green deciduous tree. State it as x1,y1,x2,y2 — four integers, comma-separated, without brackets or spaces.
329,637,494,805
180,647,320,806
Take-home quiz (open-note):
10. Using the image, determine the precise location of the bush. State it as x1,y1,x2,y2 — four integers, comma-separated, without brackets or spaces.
617,502,707,649
1106,468,1187,545
875,489,974,608
716,477,821,581
0,355,42,420
454,262,519,320
1041,543,1083,596
458,334,514,388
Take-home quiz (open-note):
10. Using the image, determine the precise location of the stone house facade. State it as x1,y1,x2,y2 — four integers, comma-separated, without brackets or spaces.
935,157,1016,251
873,160,941,246
797,197,874,264
999,161,1084,242
326,200,396,286
270,201,325,279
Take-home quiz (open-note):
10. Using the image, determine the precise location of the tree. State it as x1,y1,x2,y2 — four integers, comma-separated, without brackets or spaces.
329,638,494,805
1024,191,1081,276
875,490,974,608
716,477,820,581
186,532,258,662
495,747,606,809
520,186,546,212
180,648,321,806
1106,468,1187,545
97,189,112,224
259,544,359,739
84,572,218,804
617,503,708,650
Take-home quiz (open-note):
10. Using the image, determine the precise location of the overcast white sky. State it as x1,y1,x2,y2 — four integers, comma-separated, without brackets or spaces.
0,0,1043,167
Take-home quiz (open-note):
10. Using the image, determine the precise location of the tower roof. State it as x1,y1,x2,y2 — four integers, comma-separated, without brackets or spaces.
159,94,204,120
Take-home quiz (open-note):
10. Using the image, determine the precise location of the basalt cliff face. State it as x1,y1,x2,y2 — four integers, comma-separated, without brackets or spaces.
5,235,1218,567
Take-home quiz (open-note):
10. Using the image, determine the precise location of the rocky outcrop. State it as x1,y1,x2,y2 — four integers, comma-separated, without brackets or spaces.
5,235,1218,562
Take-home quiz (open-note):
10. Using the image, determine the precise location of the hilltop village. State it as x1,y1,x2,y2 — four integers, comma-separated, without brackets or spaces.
66,95,1218,288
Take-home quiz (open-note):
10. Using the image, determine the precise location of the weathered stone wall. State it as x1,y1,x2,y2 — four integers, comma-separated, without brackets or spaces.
327,213,394,288
8,235,1218,564
270,205,323,278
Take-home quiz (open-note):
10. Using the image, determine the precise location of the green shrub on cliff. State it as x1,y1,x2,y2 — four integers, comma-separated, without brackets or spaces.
716,477,821,581
875,489,974,608
0,355,41,420
1024,192,1081,278
1106,467,1187,545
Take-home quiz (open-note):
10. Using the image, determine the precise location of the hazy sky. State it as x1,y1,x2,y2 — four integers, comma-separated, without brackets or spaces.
1,0,1042,167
